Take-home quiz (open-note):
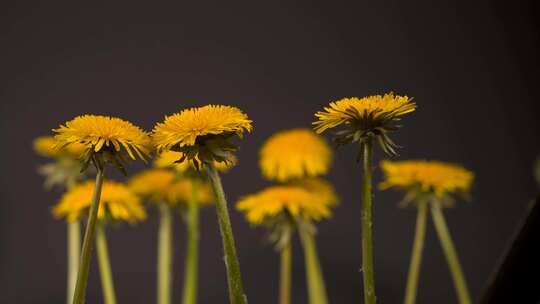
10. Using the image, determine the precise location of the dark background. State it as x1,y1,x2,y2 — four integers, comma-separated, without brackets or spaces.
1,1,539,303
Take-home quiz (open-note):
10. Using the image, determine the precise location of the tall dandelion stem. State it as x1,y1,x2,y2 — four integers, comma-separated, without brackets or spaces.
157,203,173,304
205,164,247,304
72,159,105,304
431,202,471,304
96,223,117,304
360,139,376,304
279,239,292,304
67,221,81,304
404,200,428,304
182,179,200,304
300,228,328,304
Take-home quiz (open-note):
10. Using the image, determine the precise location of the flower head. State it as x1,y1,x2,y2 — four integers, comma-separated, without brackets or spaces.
53,180,146,223
33,136,86,159
313,93,415,155
236,179,338,225
154,150,236,173
53,115,153,173
128,169,213,206
152,105,252,168
379,160,474,199
260,129,332,182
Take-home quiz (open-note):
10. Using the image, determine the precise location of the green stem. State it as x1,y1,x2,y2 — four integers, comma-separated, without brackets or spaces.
431,202,471,304
67,220,81,304
404,201,428,304
72,160,105,304
157,203,173,304
96,223,117,304
361,139,376,304
205,164,247,304
182,179,200,304
279,239,292,304
299,228,328,304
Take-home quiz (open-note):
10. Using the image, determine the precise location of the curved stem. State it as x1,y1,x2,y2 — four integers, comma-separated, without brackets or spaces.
205,164,247,304
157,203,173,304
361,139,376,304
96,223,117,304
404,201,428,304
279,239,292,304
182,179,200,304
431,202,471,304
67,221,81,304
299,228,328,304
72,161,105,304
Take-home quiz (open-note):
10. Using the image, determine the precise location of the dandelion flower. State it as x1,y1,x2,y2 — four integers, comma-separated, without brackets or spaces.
53,180,146,223
379,160,474,198
260,129,332,182
128,169,213,206
380,159,474,304
314,92,415,156
152,105,252,167
54,115,153,172
237,182,337,225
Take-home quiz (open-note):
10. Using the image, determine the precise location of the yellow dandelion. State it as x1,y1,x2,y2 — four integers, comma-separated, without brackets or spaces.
379,160,474,197
313,92,416,155
53,180,146,223
154,150,236,172
237,183,337,225
33,136,86,159
54,115,153,167
128,169,213,206
260,128,332,182
152,105,252,167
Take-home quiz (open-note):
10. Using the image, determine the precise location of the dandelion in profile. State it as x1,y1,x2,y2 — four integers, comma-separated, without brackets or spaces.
33,136,88,304
313,92,416,304
260,128,332,182
53,114,152,304
380,160,474,304
153,105,251,304
54,180,146,304
237,179,337,304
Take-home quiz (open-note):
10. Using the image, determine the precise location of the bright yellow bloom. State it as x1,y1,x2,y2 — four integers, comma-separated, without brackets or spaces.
33,136,86,159
154,150,236,172
260,129,332,182
313,93,416,134
54,115,153,161
379,160,474,197
128,169,213,205
237,180,337,225
152,105,252,151
53,180,146,223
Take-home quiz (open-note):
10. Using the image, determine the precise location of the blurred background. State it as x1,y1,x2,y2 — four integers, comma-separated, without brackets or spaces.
1,1,539,303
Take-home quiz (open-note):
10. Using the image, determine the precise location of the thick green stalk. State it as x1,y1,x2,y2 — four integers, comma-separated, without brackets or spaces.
205,164,247,304
431,202,471,304
404,201,428,304
361,140,376,304
279,240,292,304
299,228,328,304
67,221,81,304
182,179,200,304
96,223,117,304
72,162,105,304
157,203,173,304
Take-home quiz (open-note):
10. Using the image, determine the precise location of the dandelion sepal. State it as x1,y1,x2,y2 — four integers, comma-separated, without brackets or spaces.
205,164,247,304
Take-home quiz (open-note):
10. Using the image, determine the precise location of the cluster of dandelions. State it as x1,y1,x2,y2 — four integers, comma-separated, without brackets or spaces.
34,94,475,304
